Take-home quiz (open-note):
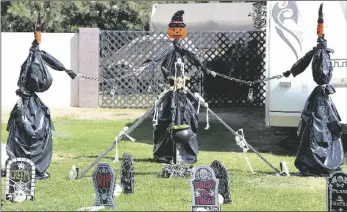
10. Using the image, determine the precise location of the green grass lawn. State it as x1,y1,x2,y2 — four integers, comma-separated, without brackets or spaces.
0,111,334,211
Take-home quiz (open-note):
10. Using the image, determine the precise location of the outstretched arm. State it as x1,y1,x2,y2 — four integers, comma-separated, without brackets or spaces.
283,49,315,78
184,50,216,77
40,51,77,79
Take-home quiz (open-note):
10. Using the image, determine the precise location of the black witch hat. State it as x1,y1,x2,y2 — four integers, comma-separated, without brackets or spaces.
33,12,42,45
168,10,186,27
35,12,42,32
317,3,324,39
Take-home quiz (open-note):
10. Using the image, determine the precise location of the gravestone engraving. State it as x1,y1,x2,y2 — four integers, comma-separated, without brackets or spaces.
120,153,134,194
327,171,347,212
5,157,35,202
93,163,116,208
190,166,220,211
210,160,232,204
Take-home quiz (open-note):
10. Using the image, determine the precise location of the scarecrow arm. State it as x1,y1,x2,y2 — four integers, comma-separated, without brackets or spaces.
184,50,216,77
40,51,77,79
283,49,315,77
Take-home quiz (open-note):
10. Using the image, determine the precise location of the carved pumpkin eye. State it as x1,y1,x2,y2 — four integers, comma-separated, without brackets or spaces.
173,28,175,31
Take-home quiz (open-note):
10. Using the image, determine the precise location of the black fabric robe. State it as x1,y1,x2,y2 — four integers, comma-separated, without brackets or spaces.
140,39,214,164
6,43,76,178
288,37,344,175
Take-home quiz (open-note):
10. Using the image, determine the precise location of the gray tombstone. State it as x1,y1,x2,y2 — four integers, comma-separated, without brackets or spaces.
190,166,220,211
120,153,134,194
327,171,347,211
210,160,232,204
5,157,35,202
93,163,116,208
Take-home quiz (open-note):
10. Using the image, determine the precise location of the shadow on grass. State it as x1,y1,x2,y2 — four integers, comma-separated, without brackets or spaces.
134,172,161,176
68,156,155,163
123,107,300,156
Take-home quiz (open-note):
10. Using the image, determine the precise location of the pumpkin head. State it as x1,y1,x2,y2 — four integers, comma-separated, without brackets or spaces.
168,26,187,39
168,10,187,40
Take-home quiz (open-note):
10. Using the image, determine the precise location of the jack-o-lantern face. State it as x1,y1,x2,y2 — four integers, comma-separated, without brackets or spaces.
168,27,187,39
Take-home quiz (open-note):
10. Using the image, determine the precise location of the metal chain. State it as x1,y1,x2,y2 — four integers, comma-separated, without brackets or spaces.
212,71,283,86
77,68,283,86
76,68,144,82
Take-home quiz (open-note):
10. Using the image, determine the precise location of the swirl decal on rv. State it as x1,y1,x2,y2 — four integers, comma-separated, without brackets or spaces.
272,1,302,60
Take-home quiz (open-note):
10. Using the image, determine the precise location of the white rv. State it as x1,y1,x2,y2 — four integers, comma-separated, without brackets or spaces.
265,1,347,134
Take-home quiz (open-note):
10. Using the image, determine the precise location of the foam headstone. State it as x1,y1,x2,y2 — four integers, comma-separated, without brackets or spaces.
190,166,220,211
5,157,35,202
327,171,347,211
93,163,116,208
210,160,232,204
120,153,134,194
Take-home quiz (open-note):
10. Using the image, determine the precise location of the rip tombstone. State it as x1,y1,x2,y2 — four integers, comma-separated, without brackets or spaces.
93,163,116,208
190,166,220,211
210,160,232,204
5,157,35,203
120,153,134,194
327,171,347,212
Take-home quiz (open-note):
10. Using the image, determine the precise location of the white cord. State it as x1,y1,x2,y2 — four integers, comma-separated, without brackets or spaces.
113,127,135,162
205,103,210,130
152,101,159,126
114,138,119,162
197,101,200,114
242,153,255,173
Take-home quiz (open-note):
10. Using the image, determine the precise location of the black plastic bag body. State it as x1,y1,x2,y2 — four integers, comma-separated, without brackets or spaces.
153,90,199,163
6,44,76,178
289,38,344,175
311,39,334,85
295,85,343,175
17,45,76,93
6,93,53,175
140,39,213,163
18,48,53,93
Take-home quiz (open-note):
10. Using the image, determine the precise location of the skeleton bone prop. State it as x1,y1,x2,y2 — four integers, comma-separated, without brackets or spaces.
75,89,169,179
235,129,255,173
187,90,281,174
193,93,210,130
247,84,254,103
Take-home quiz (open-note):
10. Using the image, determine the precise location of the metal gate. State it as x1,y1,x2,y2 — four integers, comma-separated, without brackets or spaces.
99,30,266,108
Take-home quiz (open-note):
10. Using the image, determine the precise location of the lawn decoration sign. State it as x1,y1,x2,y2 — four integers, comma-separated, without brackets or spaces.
5,157,35,202
327,171,347,212
190,166,220,211
93,163,116,208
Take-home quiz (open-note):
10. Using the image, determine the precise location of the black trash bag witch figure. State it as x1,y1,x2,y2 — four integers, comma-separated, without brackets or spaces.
6,14,77,180
283,4,344,176
137,10,216,164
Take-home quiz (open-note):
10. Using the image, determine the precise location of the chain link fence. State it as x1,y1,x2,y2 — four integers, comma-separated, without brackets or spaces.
99,30,267,108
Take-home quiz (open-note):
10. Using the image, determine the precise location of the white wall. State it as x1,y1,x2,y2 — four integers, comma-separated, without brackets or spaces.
1,32,76,108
